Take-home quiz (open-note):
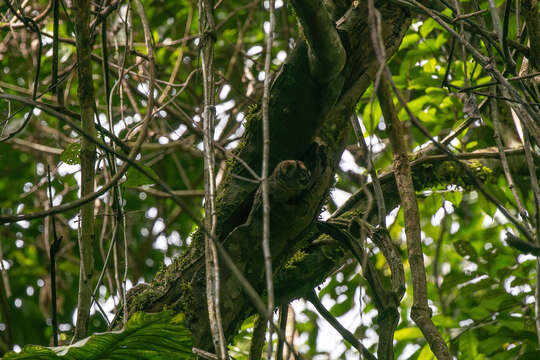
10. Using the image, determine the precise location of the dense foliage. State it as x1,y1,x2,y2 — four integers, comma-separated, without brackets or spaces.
0,0,539,359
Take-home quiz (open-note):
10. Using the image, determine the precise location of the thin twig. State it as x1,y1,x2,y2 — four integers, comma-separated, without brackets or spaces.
521,126,540,344
490,95,529,224
456,72,540,92
350,114,386,227
133,187,204,198
403,0,540,144
193,347,218,360
199,0,227,357
306,290,376,360
0,1,42,141
51,0,59,96
451,9,488,22
0,239,12,350
47,166,61,346
157,5,192,104
72,0,98,341
262,0,276,358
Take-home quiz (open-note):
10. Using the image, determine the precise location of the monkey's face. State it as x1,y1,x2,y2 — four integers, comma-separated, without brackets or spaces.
276,160,311,190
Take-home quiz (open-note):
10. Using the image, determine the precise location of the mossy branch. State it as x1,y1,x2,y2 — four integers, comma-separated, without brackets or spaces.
72,0,96,342
290,0,346,82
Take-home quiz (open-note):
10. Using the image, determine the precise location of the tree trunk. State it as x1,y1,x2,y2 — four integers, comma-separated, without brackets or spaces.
126,1,411,350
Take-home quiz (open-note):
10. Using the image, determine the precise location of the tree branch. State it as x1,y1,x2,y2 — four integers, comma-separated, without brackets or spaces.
72,0,97,341
273,148,536,348
522,0,540,70
262,0,276,356
378,77,451,359
306,290,377,360
199,0,228,355
289,0,346,82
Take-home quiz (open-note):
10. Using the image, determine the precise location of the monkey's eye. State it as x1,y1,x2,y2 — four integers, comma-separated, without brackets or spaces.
297,167,311,186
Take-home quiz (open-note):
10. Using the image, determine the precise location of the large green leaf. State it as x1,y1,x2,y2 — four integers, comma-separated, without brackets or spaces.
394,327,423,341
5,311,195,359
60,142,81,165
124,165,160,187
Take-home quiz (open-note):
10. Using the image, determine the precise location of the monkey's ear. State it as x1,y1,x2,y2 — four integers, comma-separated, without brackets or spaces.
278,160,294,178
295,161,311,186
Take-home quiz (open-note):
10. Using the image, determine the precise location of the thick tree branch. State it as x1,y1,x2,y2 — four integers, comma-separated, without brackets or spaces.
522,0,540,70
127,2,410,351
248,315,266,360
378,78,451,359
289,0,346,82
274,148,536,305
316,216,404,360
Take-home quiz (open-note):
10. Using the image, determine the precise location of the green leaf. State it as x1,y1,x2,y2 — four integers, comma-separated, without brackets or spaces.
362,101,382,133
405,95,430,114
444,190,463,207
453,240,478,260
418,343,435,360
124,165,159,187
477,192,497,218
521,351,540,360
60,142,81,165
440,272,475,292
420,18,442,38
460,278,496,296
425,87,447,95
5,311,195,359
394,327,423,341
329,297,353,317
432,315,458,328
401,33,421,49
468,306,491,320
498,316,525,331
458,331,481,359
423,193,443,214
489,254,515,277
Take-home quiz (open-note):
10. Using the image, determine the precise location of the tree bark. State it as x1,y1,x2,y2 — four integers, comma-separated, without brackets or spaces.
72,0,96,342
